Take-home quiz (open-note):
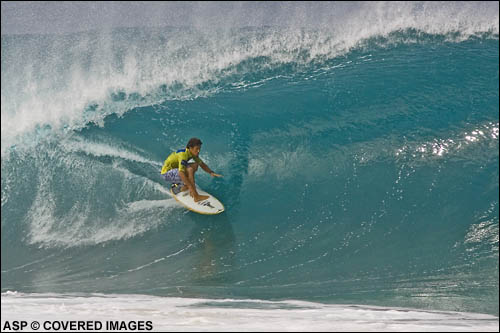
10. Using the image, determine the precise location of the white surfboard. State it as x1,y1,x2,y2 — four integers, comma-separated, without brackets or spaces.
171,186,225,215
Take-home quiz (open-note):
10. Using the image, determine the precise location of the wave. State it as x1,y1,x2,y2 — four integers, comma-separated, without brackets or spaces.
1,2,498,316
2,2,499,153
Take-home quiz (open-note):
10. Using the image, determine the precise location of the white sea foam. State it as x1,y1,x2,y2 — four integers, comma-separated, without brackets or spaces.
25,160,177,248
61,139,163,167
1,292,498,332
26,193,178,248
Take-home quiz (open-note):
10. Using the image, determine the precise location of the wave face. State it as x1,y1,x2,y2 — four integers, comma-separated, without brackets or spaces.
1,2,499,316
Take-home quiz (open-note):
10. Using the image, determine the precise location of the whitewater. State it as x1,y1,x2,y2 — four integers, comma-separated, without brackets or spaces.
1,2,499,331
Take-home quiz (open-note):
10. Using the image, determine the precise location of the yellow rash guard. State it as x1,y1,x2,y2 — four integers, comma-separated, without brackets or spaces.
161,148,202,174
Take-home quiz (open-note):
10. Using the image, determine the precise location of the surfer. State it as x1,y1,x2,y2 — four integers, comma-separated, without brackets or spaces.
161,138,222,202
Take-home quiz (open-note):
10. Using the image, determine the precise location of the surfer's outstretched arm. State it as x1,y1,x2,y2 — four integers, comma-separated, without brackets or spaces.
200,162,223,178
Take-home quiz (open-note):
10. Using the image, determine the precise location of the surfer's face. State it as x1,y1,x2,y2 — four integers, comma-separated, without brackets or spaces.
189,145,201,157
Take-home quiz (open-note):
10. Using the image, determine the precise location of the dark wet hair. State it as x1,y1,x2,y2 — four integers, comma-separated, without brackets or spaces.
187,137,202,148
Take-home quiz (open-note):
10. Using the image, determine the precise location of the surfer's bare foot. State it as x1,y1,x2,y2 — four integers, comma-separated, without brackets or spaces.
180,186,188,192
194,194,209,202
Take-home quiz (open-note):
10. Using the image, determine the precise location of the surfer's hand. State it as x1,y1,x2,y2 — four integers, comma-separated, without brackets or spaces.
210,172,223,178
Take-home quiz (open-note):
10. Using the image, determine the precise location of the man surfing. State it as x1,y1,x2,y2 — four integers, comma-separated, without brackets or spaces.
161,138,222,202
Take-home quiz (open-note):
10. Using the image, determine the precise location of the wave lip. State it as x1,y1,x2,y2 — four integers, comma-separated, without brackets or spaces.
2,2,499,153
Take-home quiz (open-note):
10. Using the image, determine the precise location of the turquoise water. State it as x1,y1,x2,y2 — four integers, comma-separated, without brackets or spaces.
1,4,498,317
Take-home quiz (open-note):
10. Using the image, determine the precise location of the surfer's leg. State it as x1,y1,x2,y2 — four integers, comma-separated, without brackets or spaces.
181,163,198,192
186,163,209,202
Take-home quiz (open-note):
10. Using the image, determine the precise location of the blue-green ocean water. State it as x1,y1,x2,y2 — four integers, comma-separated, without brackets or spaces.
2,4,499,317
